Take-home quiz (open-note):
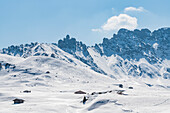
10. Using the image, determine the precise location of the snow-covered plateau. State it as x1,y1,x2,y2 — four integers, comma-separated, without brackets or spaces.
0,28,170,113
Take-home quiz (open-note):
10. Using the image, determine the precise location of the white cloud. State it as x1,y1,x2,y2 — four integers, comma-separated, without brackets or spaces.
124,7,145,12
91,29,102,32
101,14,138,31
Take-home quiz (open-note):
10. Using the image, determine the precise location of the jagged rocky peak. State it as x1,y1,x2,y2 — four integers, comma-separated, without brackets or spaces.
58,35,106,75
99,28,170,63
0,27,169,79
0,27,169,64
58,35,76,53
1,42,39,57
113,28,151,40
152,27,170,41
152,28,170,59
58,35,89,57
134,28,151,36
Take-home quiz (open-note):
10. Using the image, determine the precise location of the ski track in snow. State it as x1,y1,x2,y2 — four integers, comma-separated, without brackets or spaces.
154,99,170,106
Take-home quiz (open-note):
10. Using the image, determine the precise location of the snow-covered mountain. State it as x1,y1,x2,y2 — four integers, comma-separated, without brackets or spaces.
0,28,170,113
1,28,169,79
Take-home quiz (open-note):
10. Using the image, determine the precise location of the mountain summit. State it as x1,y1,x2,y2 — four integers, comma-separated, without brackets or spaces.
0,28,170,79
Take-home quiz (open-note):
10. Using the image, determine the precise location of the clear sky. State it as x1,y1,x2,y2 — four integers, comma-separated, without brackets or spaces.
0,0,170,48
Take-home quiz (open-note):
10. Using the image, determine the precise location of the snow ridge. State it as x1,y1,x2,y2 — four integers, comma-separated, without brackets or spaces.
0,28,170,79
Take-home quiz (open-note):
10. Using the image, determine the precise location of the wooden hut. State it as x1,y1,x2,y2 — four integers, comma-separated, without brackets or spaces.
13,98,24,104
23,90,31,93
74,90,86,94
119,84,123,88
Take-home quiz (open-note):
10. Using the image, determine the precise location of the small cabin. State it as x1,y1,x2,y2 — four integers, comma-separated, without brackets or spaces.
23,90,31,93
13,98,24,104
119,84,123,88
46,71,50,74
91,92,96,95
74,90,86,94
129,87,133,89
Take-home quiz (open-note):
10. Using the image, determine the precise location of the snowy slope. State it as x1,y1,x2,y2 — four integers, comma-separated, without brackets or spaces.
88,47,170,79
0,54,170,113
1,28,169,79
0,27,170,113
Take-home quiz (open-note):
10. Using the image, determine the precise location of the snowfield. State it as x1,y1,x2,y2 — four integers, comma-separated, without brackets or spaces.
0,28,170,112
0,54,170,113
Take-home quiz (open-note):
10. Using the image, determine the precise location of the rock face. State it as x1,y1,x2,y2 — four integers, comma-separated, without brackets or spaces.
58,35,90,57
58,35,106,75
0,28,170,79
99,28,170,63
1,42,39,58
92,28,170,79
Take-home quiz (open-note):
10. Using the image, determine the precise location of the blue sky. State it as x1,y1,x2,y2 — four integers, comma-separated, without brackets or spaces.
0,0,170,48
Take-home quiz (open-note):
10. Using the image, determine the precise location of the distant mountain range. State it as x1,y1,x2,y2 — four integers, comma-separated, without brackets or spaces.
0,28,170,79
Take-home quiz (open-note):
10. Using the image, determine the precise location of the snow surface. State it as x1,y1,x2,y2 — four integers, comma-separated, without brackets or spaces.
0,28,170,112
0,54,170,113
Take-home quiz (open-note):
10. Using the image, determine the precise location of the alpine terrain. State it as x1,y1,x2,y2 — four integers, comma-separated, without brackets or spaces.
0,28,170,113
